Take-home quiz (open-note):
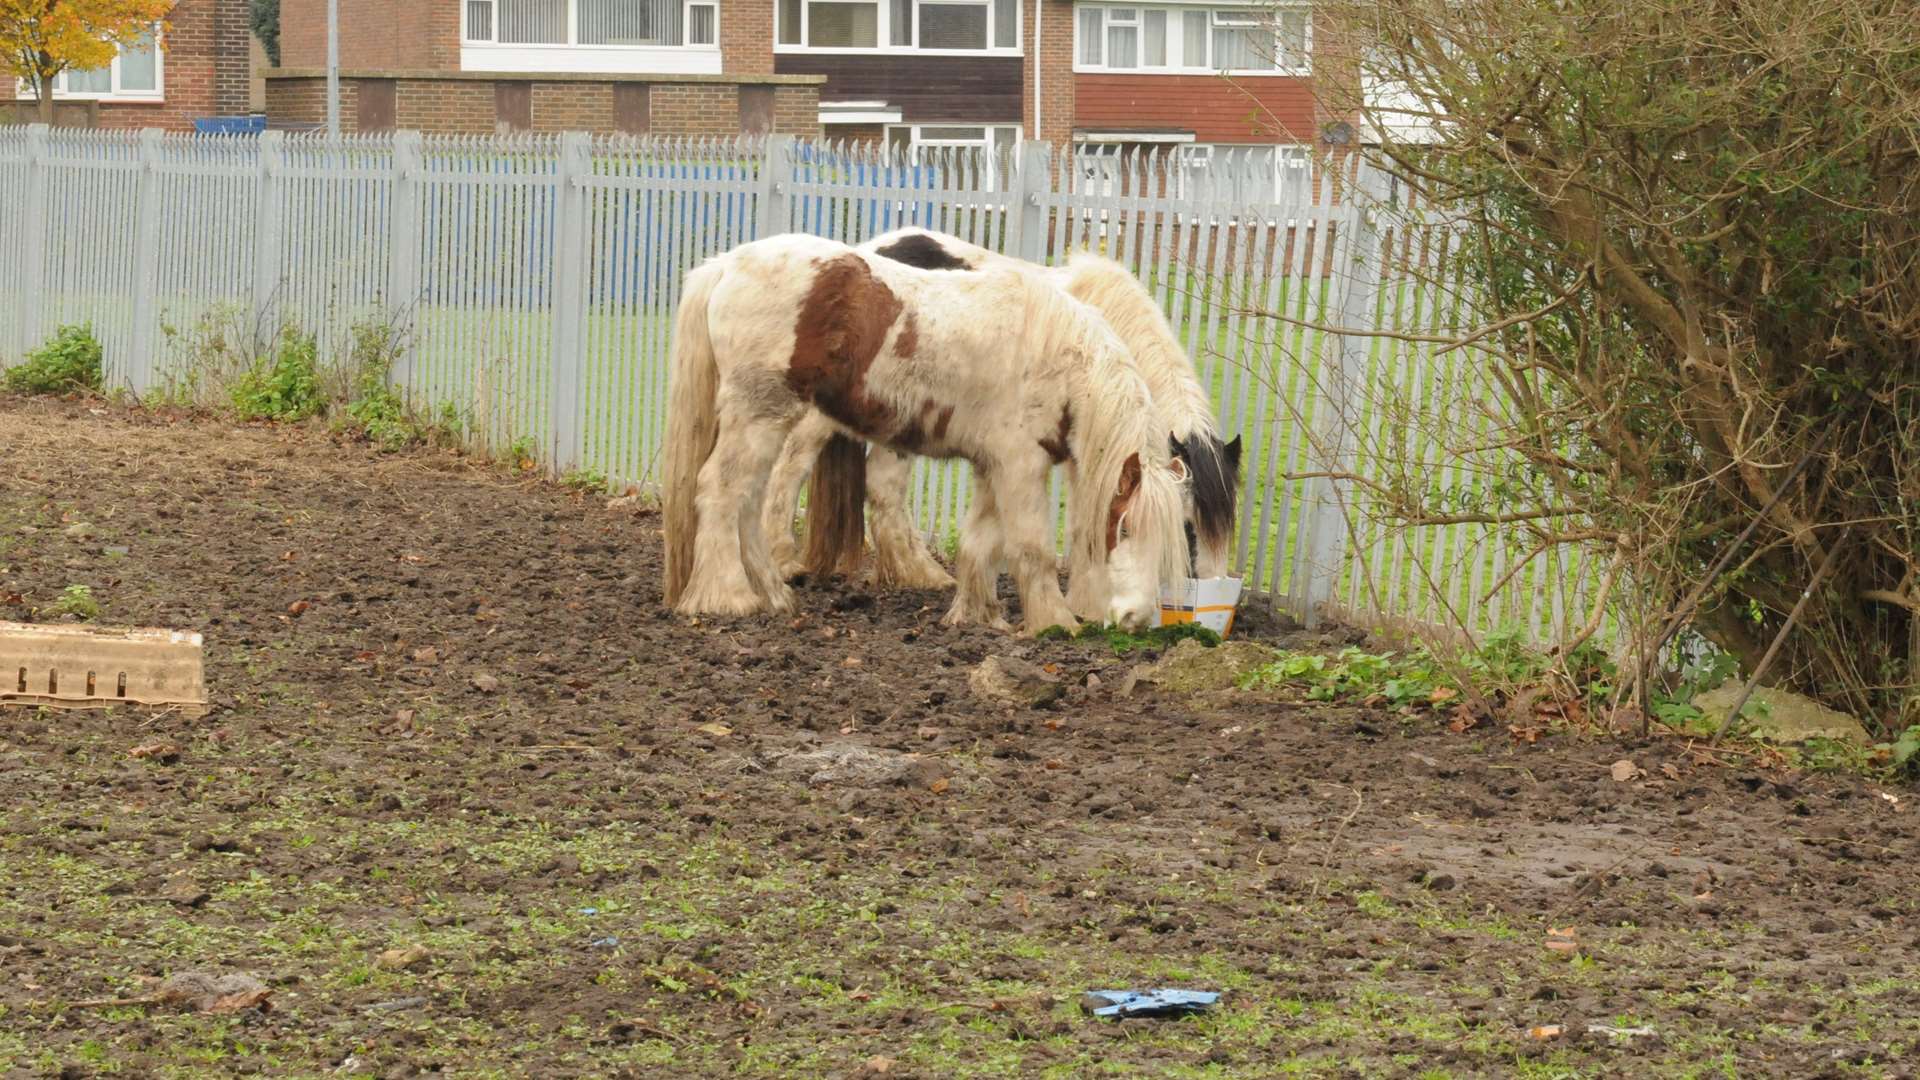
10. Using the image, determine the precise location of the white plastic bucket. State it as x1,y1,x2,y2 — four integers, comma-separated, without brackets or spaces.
1158,577,1243,638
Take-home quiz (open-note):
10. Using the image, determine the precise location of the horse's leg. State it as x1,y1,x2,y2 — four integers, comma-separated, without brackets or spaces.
678,397,771,617
1059,462,1110,622
735,413,803,614
997,457,1080,636
869,447,955,590
764,411,833,580
940,469,1010,631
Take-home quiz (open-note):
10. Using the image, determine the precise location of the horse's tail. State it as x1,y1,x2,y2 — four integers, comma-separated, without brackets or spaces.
802,432,868,578
661,260,725,608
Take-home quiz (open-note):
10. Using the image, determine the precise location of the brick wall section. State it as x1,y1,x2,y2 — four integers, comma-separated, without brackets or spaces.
650,85,738,135
722,0,775,75
266,71,823,137
392,79,489,132
79,0,214,130
531,83,615,133
212,0,254,115
1024,0,1074,147
280,0,458,71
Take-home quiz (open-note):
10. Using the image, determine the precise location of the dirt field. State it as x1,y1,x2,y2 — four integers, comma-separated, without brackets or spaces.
2,395,1917,1079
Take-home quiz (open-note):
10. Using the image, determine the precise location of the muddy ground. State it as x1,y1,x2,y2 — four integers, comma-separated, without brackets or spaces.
1,395,1916,1079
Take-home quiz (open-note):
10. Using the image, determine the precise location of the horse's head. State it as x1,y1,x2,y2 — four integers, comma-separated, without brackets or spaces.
1103,447,1194,631
1171,432,1243,578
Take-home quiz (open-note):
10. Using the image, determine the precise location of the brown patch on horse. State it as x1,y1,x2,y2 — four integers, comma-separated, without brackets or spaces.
1105,452,1143,555
894,313,919,359
893,399,955,453
1038,404,1074,464
788,254,905,435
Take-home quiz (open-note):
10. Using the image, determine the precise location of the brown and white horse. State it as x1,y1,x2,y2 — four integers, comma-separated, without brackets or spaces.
763,228,1242,619
660,233,1189,634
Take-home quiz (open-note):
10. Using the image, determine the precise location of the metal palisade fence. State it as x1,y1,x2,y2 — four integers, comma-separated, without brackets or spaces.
0,125,1602,645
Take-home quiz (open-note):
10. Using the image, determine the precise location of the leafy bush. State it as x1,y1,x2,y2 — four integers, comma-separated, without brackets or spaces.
1035,621,1221,655
1240,646,1446,707
49,584,100,620
4,324,104,395
231,332,323,421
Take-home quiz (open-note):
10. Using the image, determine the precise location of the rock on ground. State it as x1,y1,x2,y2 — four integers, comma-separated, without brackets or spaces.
1694,683,1871,744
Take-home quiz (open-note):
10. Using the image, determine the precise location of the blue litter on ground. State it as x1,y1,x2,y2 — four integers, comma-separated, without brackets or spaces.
1081,989,1220,1019
589,936,620,949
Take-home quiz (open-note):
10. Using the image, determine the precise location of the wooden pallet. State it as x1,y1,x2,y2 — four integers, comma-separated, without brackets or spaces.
1,620,207,717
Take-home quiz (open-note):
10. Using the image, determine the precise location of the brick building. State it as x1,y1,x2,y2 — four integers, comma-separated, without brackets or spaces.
267,0,1341,156
6,0,255,130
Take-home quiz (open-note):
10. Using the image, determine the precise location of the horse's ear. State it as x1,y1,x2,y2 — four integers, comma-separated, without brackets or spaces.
1118,452,1142,499
1224,435,1243,473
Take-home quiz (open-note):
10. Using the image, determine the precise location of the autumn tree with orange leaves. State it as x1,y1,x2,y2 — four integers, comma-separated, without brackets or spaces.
1,0,173,122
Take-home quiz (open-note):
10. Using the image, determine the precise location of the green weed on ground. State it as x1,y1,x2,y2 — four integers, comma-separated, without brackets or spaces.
3,324,104,395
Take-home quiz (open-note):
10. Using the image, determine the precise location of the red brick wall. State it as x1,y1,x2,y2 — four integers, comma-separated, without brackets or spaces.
82,0,227,131
1075,73,1315,143
1023,0,1074,147
266,74,822,137
531,82,615,133
280,0,459,71
722,0,774,75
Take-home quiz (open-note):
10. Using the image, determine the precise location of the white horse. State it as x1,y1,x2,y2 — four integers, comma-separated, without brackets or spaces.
764,228,1243,619
660,233,1189,634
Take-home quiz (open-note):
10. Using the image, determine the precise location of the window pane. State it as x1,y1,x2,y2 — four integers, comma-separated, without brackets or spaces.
808,1,878,46
779,0,801,43
1107,24,1136,68
466,0,494,40
920,4,986,49
891,0,912,45
1182,10,1207,65
581,0,683,45
1276,9,1307,67
118,30,158,91
993,126,1016,152
689,4,716,44
992,0,1016,48
1142,9,1164,66
887,126,912,156
919,125,985,140
1212,23,1264,70
1078,7,1102,64
498,0,566,43
66,66,111,94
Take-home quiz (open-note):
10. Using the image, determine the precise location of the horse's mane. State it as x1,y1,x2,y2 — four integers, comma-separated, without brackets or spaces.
1057,253,1217,442
1058,253,1240,555
1010,276,1189,588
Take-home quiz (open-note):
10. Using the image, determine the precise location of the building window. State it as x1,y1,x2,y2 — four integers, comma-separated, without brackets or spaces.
1179,143,1312,205
1075,5,1308,74
779,0,1020,51
16,28,162,100
465,0,720,46
885,123,1020,183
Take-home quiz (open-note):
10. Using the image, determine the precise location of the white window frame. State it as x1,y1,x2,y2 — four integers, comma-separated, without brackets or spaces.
462,0,722,74
1074,2,1309,76
777,0,1023,56
884,122,1022,187
1179,142,1312,223
12,28,164,102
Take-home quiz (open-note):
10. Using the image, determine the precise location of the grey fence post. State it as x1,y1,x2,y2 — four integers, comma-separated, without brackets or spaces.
1300,163,1386,629
1008,140,1050,264
252,130,286,340
126,129,166,398
756,134,793,239
387,130,425,392
15,124,52,361
548,130,591,476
